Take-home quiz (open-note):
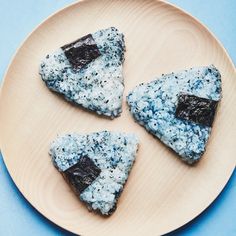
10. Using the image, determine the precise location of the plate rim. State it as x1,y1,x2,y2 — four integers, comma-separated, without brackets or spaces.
0,0,235,235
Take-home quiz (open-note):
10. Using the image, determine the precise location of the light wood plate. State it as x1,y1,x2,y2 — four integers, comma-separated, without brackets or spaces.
0,0,235,235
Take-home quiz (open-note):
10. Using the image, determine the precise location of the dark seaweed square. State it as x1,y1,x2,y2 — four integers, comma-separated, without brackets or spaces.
61,34,101,69
63,156,101,194
175,94,218,127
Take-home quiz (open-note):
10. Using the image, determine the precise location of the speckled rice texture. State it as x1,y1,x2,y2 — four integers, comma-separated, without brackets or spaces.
39,27,125,118
127,65,222,164
50,131,139,215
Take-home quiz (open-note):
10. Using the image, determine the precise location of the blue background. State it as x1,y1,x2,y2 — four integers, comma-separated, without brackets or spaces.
0,0,235,235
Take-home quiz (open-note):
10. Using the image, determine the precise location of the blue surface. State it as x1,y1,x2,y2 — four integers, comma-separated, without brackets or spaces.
0,0,235,235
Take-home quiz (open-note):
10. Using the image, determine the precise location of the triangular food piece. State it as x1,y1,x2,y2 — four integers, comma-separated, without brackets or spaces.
127,65,222,164
40,27,125,118
50,131,139,215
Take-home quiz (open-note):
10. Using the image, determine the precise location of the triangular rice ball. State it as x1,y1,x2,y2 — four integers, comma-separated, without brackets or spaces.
50,131,139,215
40,27,125,118
127,65,222,164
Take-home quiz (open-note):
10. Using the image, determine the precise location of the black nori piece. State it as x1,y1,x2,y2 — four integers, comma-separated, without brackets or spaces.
175,94,218,127
63,156,101,194
61,34,101,70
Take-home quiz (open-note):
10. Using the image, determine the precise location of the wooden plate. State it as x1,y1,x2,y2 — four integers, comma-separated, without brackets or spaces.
0,0,235,235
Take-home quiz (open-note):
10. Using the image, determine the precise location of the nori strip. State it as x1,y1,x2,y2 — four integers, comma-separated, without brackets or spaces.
63,156,101,194
61,34,101,70
175,94,218,127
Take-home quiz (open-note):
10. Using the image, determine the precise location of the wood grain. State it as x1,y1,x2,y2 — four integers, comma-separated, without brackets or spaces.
0,0,236,235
